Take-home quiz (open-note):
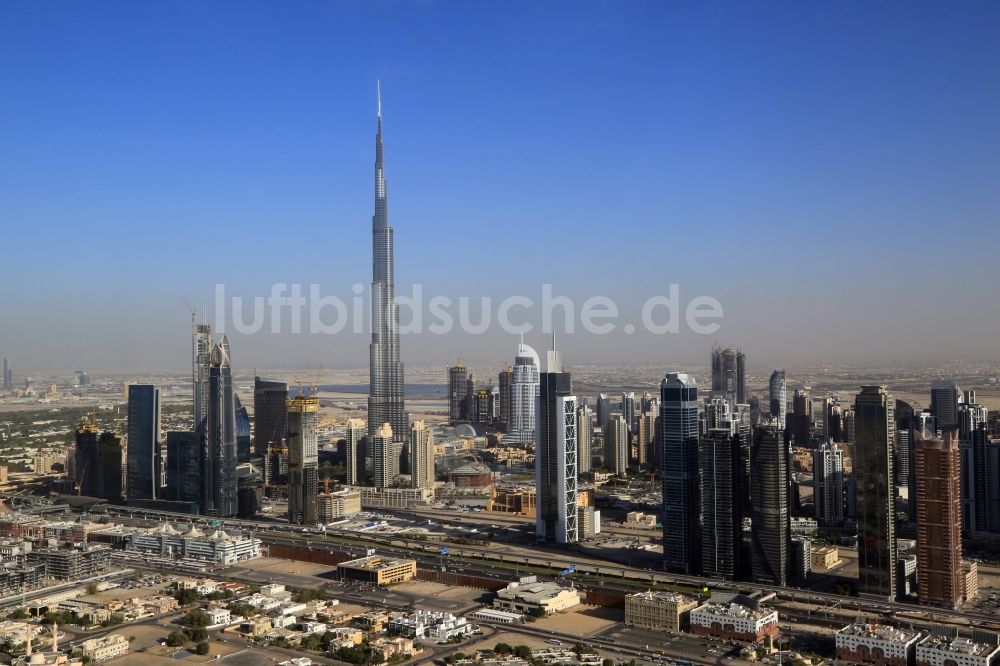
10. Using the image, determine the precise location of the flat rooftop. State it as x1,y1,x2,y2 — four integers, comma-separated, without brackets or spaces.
838,623,920,643
627,590,696,604
694,602,774,621
919,634,999,657
338,555,415,571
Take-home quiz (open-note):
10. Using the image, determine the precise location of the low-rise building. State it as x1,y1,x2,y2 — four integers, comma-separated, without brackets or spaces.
205,606,231,626
835,622,922,666
370,637,414,661
126,523,261,564
916,634,1000,666
75,634,129,662
810,546,841,571
336,555,416,586
689,599,779,643
625,512,657,529
485,486,536,517
240,616,273,637
963,561,979,602
352,486,432,510
494,576,581,616
27,543,110,581
317,489,362,521
625,590,699,633
468,608,524,624
260,583,293,601
388,610,473,641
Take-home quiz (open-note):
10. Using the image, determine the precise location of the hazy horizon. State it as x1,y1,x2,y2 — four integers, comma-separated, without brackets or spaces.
3,2,1000,373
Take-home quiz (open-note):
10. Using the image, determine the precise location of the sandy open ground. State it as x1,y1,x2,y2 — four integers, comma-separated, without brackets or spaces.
231,556,336,577
533,605,621,637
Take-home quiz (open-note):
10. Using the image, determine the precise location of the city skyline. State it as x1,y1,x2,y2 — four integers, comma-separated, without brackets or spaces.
4,2,1000,371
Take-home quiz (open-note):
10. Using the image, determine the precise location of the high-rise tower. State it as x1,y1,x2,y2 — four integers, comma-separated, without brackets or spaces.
510,340,540,445
750,423,790,586
205,337,237,517
768,369,787,430
915,430,963,608
410,420,435,489
854,385,896,601
126,384,161,501
368,83,407,442
535,349,578,544
660,372,701,575
193,324,212,430
287,395,319,525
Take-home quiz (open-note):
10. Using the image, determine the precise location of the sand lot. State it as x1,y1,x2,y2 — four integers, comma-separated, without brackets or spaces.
396,580,485,602
532,605,621,636
231,557,335,577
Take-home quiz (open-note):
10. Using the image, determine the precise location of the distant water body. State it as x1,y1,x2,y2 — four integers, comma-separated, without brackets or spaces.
316,383,447,398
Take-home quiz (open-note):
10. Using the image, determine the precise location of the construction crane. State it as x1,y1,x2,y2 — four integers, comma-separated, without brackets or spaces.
180,296,197,331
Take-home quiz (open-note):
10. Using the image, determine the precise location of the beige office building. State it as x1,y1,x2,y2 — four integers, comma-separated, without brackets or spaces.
625,590,699,632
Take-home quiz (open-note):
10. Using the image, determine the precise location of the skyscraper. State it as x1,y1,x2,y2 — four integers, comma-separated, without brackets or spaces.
813,440,845,526
166,429,204,509
915,430,963,608
74,420,100,497
126,384,161,501
854,385,896,601
448,362,469,422
205,337,237,517
577,405,593,474
253,377,288,458
700,427,744,580
535,349,578,544
287,395,319,525
193,323,212,430
622,392,636,434
768,370,787,430
930,379,962,435
604,413,628,476
345,418,367,486
750,423,790,586
596,393,613,431
711,346,746,408
410,420,435,489
368,84,406,442
235,395,251,463
660,372,701,575
2,357,10,390
498,366,512,429
372,423,396,489
97,430,123,502
510,340,540,445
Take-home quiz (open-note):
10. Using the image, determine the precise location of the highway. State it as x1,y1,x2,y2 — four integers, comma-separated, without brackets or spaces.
99,504,1000,634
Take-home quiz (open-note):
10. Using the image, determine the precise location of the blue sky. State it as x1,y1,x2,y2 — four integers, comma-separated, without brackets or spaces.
2,1,999,372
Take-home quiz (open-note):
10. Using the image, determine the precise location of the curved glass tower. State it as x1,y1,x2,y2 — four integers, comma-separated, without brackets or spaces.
368,83,407,441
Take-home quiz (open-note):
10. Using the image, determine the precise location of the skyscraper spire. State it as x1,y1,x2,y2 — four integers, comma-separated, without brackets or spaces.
369,83,407,442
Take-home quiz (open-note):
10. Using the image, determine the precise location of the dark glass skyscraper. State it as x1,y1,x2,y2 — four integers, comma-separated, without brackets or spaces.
235,395,251,463
700,428,744,580
166,429,204,510
854,385,896,600
660,372,701,575
126,384,161,501
750,423,790,586
368,84,406,442
74,421,101,497
253,377,288,458
98,430,123,501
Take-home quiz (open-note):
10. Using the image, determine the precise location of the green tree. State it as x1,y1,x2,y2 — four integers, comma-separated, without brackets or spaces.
514,645,533,660
181,608,210,628
195,641,209,655
494,642,512,655
165,631,186,647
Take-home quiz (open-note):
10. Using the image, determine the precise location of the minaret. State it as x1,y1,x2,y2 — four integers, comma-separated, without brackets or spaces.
369,81,407,441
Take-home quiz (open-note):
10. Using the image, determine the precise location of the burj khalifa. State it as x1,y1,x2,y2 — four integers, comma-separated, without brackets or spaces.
368,83,407,441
